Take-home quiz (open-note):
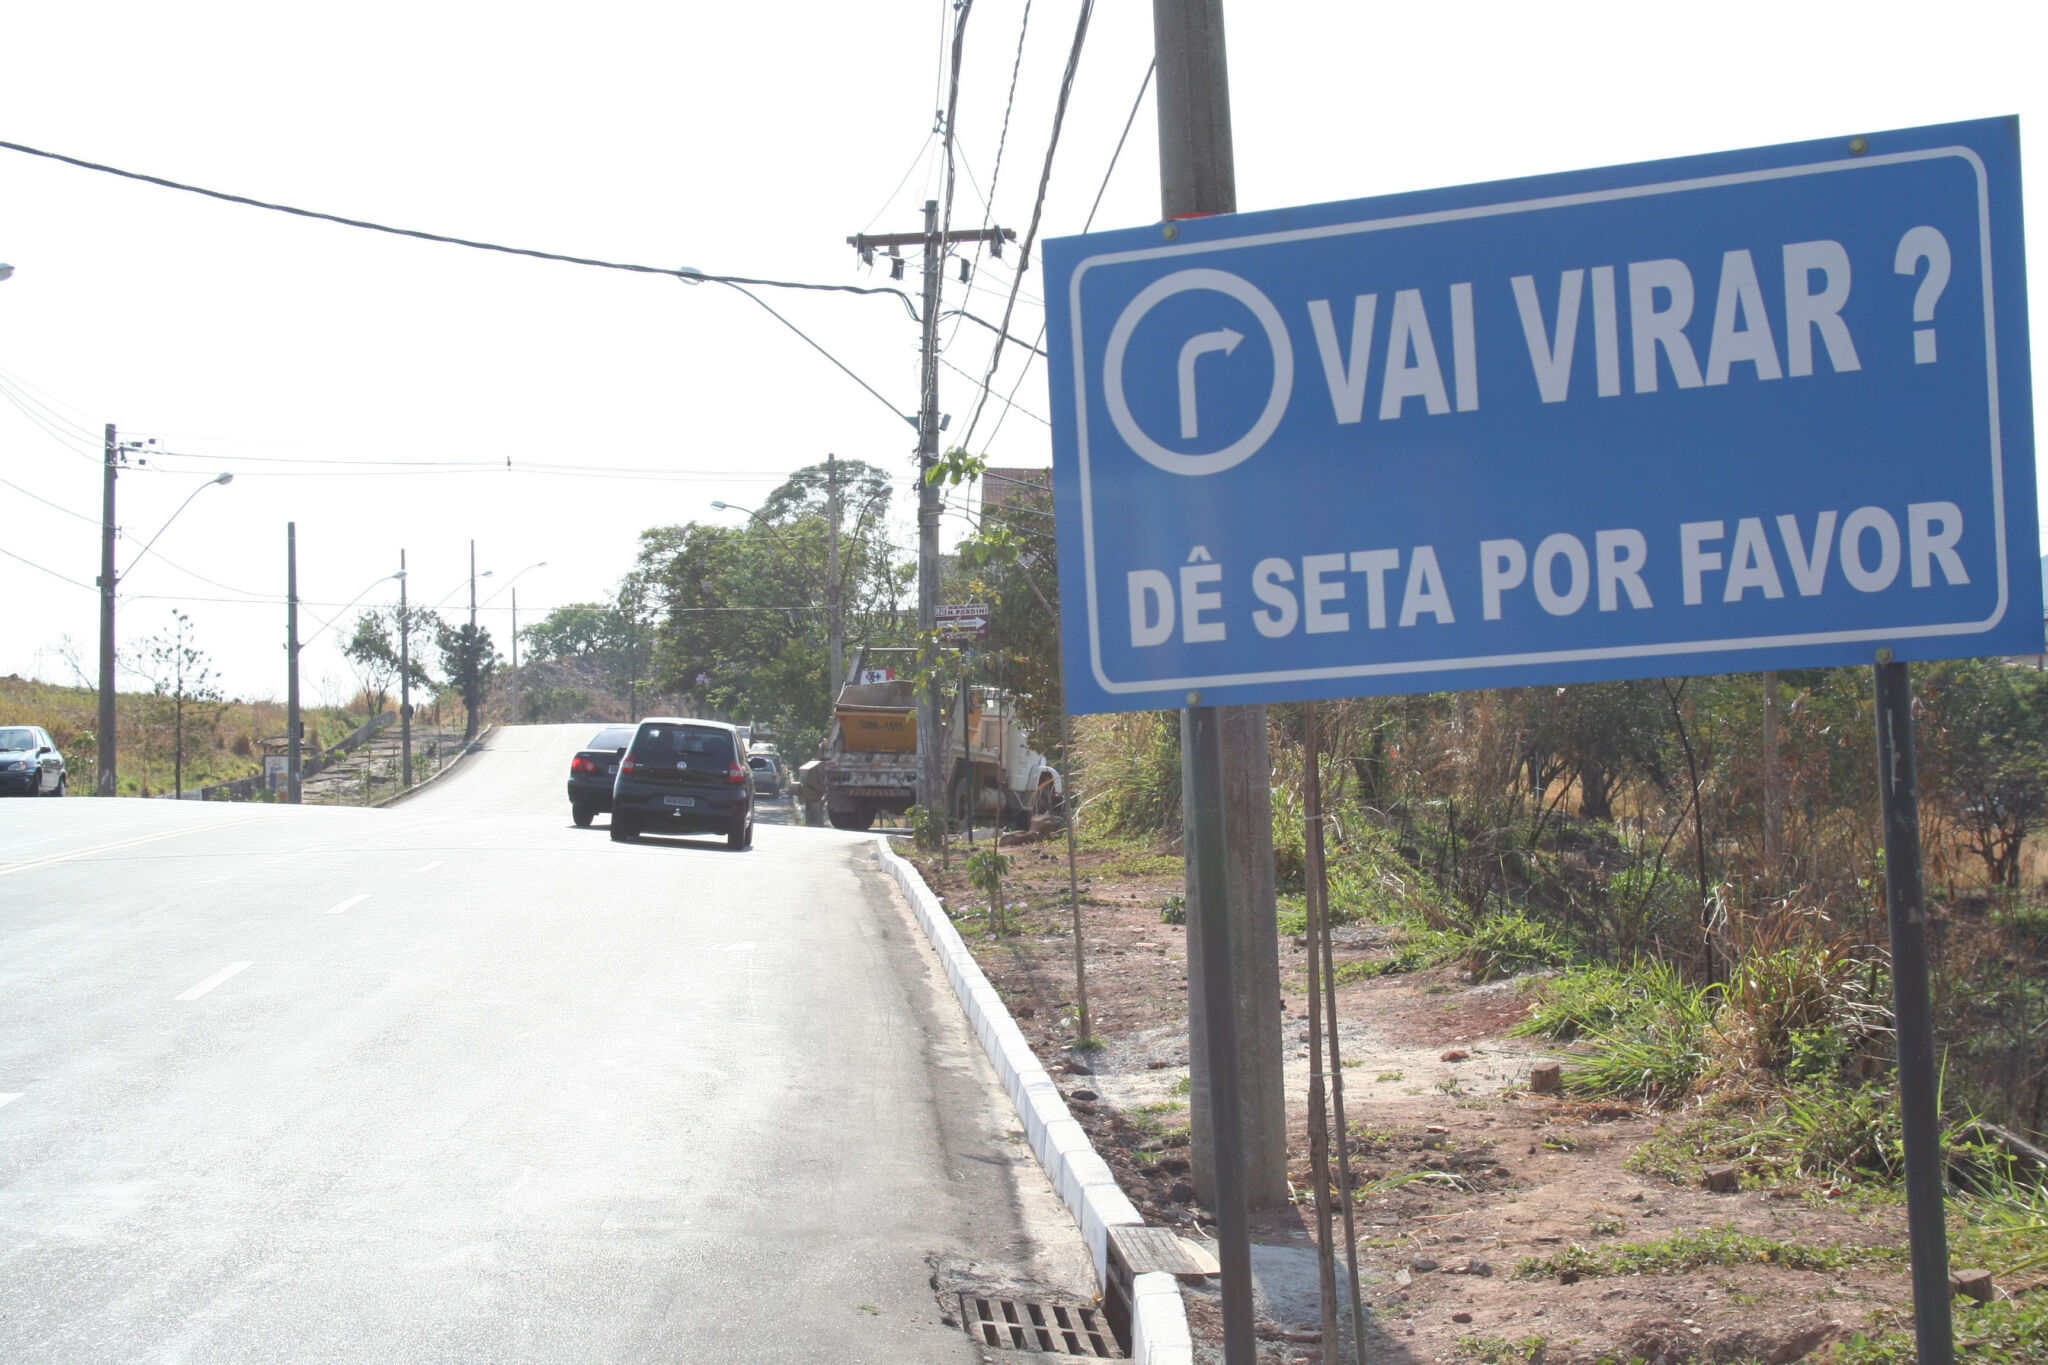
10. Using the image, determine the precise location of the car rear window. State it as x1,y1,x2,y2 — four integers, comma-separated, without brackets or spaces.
748,756,773,770
589,725,636,750
632,725,735,765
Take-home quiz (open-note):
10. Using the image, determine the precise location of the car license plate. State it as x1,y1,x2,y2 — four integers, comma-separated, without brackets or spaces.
664,795,695,807
607,764,617,774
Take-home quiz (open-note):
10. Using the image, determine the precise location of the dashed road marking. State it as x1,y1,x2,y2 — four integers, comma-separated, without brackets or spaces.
176,962,253,1001
414,861,444,873
0,1094,20,1109
324,893,371,915
0,819,261,879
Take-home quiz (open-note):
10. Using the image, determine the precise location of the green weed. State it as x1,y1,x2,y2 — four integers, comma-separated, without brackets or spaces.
1513,1226,1903,1280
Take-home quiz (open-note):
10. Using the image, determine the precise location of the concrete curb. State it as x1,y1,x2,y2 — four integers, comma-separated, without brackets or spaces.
371,725,495,809
874,837,1193,1365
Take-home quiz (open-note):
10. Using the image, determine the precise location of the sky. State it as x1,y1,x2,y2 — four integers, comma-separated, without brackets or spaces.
1,0,2043,703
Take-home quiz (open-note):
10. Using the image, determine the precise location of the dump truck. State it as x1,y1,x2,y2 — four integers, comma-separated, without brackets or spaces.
799,650,1061,832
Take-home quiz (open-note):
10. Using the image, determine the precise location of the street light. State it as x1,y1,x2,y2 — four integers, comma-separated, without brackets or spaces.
478,561,547,723
97,469,233,797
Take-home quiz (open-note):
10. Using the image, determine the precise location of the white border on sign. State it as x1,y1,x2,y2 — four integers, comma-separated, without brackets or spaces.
1065,147,2007,698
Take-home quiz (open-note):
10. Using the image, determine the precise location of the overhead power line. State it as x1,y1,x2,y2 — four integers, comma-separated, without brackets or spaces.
981,56,1153,455
0,543,94,592
0,137,916,306
957,0,1094,455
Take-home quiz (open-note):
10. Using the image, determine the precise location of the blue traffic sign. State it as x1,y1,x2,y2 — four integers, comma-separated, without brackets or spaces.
1045,118,2037,715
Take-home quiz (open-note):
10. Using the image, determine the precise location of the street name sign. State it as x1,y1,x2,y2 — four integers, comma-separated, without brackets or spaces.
937,602,992,642
1045,118,2037,714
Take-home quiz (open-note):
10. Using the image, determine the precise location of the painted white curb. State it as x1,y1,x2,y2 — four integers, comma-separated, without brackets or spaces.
875,837,1193,1364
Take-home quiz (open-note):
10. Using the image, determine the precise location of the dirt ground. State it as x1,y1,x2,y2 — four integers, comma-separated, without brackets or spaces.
908,835,1939,1365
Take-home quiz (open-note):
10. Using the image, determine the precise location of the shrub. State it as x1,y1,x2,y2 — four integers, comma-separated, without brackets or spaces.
1460,912,1573,981
965,848,1014,933
1518,960,1717,1101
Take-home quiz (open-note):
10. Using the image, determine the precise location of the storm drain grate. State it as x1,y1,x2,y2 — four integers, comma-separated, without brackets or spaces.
957,1293,1121,1357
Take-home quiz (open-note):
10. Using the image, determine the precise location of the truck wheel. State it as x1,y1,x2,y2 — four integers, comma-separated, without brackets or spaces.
948,774,971,824
827,803,875,832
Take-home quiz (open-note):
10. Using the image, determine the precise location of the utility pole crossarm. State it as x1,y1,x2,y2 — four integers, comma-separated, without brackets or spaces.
846,226,1014,254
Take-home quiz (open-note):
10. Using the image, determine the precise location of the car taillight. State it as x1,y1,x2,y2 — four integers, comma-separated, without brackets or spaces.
620,755,636,774
728,762,746,785
571,756,594,774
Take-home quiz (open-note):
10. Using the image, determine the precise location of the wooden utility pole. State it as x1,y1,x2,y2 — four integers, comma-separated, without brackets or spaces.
97,423,119,796
846,208,1013,810
287,523,302,803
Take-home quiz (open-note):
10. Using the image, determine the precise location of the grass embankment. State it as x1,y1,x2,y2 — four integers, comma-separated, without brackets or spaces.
1,674,363,797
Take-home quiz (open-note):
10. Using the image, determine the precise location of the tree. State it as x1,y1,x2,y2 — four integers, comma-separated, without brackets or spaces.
133,610,225,797
1922,660,2048,888
342,607,432,716
636,459,905,757
436,621,496,742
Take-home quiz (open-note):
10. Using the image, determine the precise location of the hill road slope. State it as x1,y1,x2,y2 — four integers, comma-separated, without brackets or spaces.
0,723,1092,1363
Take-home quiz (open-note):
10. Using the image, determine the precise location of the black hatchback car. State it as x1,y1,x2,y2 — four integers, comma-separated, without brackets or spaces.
609,718,754,849
566,723,636,826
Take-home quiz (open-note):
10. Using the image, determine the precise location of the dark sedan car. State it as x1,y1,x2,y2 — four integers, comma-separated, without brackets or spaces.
609,718,753,849
566,723,636,827
0,725,66,797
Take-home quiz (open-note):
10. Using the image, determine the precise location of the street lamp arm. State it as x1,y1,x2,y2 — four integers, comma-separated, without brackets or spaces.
478,560,546,609
300,570,406,649
118,474,232,581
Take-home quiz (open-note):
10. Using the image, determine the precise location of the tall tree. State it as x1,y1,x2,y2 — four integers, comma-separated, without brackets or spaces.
436,621,496,742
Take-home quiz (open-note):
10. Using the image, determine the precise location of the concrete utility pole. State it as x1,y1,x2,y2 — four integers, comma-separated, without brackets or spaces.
510,587,521,725
399,551,412,789
826,452,844,694
846,207,1013,809
96,423,120,796
287,523,302,803
1154,2,1284,1359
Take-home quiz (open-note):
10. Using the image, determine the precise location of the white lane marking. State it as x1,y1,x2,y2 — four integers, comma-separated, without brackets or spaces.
414,861,444,873
0,819,262,879
176,962,253,1001
0,1094,20,1109
324,893,371,915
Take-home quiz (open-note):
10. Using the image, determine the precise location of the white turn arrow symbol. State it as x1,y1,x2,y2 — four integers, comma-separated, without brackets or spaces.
1177,328,1243,439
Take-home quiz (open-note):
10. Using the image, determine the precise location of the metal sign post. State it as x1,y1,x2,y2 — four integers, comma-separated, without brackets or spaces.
1873,656,1954,1365
1182,697,1255,1365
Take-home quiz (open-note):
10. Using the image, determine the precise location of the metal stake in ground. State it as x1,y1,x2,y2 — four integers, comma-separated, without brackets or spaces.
1306,706,1368,1364
1062,709,1092,1045
1872,657,1954,1365
1301,701,1340,1357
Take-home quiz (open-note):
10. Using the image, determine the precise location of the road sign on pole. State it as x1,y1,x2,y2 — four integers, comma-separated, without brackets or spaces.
1046,118,2037,716
936,602,992,643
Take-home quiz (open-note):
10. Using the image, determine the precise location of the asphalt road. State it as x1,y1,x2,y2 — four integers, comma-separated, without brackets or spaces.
0,724,1090,1363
